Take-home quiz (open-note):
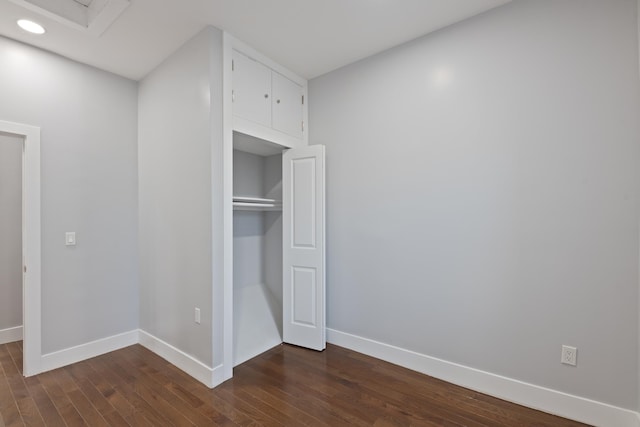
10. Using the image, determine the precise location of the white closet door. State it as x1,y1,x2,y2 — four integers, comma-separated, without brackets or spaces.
283,145,325,351
232,50,271,128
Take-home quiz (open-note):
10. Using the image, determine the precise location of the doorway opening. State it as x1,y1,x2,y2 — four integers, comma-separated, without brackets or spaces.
0,120,41,377
0,132,24,366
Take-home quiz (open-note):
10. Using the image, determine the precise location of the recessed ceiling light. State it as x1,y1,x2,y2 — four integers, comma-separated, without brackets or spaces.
17,19,46,35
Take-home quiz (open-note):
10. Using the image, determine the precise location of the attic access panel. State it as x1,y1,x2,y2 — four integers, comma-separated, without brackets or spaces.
9,0,130,36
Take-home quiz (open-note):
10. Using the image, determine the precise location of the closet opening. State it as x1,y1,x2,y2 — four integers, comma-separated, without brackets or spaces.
232,132,285,366
0,132,24,363
225,126,325,376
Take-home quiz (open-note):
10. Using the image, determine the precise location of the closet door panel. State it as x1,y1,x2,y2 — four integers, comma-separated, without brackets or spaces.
292,267,316,326
233,50,271,128
283,145,325,351
272,71,303,139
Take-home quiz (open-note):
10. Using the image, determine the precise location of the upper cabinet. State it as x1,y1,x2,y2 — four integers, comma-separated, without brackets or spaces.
271,70,304,138
231,48,307,148
232,50,272,129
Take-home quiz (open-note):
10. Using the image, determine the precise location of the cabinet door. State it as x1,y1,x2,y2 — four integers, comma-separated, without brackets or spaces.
283,145,325,351
272,71,303,139
233,50,271,128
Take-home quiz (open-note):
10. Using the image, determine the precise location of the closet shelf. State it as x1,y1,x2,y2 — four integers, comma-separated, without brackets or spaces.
233,202,282,211
233,196,282,211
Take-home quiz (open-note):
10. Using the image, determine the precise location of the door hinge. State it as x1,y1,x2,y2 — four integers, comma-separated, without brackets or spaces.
24,265,26,273
302,95,304,105
232,59,234,71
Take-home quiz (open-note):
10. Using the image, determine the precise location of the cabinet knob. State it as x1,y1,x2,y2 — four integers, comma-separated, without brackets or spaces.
277,99,281,104
264,94,269,99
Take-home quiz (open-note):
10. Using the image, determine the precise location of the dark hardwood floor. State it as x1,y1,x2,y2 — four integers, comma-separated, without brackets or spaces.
0,340,589,426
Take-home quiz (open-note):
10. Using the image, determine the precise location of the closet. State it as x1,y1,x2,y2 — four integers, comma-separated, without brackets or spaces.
232,133,285,365
227,39,326,369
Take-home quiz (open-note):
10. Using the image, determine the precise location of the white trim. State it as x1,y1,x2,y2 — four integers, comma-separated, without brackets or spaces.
20,327,226,389
40,330,138,373
327,328,640,427
0,326,23,345
637,0,640,414
139,329,224,388
221,32,234,382
0,120,41,377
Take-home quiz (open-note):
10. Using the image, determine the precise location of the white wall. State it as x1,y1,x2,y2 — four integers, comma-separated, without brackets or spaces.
310,0,640,410
0,133,23,333
0,36,139,354
138,27,223,368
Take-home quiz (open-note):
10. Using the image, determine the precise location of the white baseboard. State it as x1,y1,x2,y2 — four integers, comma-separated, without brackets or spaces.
40,330,139,373
32,328,225,390
327,328,640,427
138,329,224,388
0,326,23,345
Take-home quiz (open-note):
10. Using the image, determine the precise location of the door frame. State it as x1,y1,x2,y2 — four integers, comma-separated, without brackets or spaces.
0,120,41,376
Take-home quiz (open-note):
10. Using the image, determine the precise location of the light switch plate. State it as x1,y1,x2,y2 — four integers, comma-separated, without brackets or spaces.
65,232,76,246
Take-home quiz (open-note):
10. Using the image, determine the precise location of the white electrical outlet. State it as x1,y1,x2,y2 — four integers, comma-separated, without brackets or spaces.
195,307,201,324
561,345,577,366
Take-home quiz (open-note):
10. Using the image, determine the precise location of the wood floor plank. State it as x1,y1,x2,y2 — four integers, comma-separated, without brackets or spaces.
66,388,111,427
112,349,235,426
291,347,496,426
2,346,64,427
4,343,22,372
240,359,384,426
226,371,326,426
88,355,176,426
341,348,526,422
249,349,463,426
80,357,149,426
21,381,65,427
0,342,591,427
285,344,549,427
15,397,45,427
0,348,28,404
103,352,194,427
123,347,256,426
0,365,24,427
71,359,134,424
1,344,52,427
38,370,88,427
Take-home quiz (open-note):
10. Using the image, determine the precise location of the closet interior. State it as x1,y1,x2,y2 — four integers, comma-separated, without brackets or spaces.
232,131,285,366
